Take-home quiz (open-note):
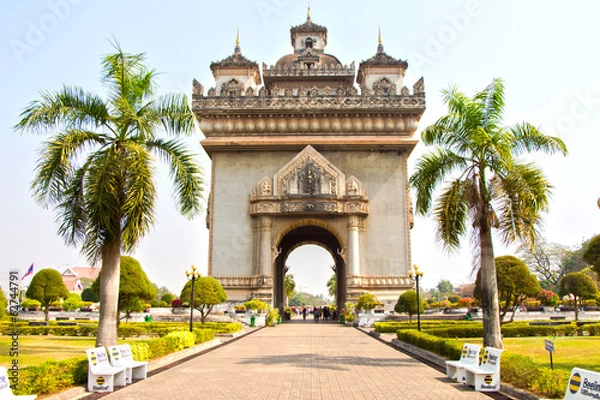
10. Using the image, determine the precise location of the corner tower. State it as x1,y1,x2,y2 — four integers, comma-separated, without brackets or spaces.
193,17,426,311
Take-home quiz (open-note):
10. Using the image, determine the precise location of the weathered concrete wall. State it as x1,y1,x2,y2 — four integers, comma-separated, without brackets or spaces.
209,148,410,278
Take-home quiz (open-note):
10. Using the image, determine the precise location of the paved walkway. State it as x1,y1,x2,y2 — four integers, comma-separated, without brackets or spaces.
100,321,494,400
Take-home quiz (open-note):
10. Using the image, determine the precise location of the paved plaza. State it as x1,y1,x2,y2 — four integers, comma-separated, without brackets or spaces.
97,321,500,400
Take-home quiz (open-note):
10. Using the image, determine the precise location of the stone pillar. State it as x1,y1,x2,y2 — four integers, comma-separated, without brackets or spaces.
347,215,361,275
257,216,272,276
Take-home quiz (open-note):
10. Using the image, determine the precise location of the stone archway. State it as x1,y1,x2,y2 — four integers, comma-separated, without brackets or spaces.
273,222,347,312
193,14,425,312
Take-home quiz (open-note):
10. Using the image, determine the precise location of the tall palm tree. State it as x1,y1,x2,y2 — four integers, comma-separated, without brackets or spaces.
409,79,566,348
15,45,204,347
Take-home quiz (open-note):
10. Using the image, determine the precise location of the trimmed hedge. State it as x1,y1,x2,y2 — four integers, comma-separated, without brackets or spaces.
12,357,88,396
422,323,584,338
396,329,464,359
11,328,217,396
0,321,241,337
394,329,570,398
374,320,480,334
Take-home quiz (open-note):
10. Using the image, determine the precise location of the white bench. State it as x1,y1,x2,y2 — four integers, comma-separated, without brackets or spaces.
85,347,127,393
463,347,504,392
563,368,600,399
0,367,37,399
445,343,482,382
107,344,148,384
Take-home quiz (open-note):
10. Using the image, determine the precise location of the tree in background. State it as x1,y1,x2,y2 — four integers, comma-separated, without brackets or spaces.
327,274,336,299
395,290,424,323
475,255,541,323
289,291,327,307
583,235,600,275
436,280,455,299
26,268,70,321
92,256,156,325
62,293,82,311
409,79,567,348
180,276,227,323
518,239,570,290
152,284,174,306
15,45,203,346
355,293,383,313
284,274,296,307
559,271,598,321
81,288,99,303
161,293,175,306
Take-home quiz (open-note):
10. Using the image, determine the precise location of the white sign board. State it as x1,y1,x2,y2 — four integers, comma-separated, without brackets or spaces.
545,339,554,353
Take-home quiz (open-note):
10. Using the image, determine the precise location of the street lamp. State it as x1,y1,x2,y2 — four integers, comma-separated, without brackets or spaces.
185,265,201,332
408,264,424,331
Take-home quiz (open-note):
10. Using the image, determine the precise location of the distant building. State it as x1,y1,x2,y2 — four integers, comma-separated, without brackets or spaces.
61,267,100,293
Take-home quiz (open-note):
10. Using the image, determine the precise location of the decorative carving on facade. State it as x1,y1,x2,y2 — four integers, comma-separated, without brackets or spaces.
221,79,243,96
346,275,413,288
250,146,369,216
194,93,425,114
216,275,273,289
298,162,320,195
192,79,204,96
274,146,343,197
346,176,366,197
413,77,425,94
251,177,273,198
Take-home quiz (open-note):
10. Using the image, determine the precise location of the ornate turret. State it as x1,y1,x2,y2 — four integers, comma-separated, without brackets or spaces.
356,27,410,95
260,9,354,95
209,29,261,96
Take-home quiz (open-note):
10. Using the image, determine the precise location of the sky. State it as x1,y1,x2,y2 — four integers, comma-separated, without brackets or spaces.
1,1,599,298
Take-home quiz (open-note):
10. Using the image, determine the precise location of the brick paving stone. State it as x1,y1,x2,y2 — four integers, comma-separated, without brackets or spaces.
101,321,493,400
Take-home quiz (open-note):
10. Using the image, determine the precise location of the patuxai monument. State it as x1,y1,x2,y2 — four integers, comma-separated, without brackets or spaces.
192,10,426,312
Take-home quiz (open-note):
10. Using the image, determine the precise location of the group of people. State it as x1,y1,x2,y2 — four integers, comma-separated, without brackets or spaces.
298,306,338,322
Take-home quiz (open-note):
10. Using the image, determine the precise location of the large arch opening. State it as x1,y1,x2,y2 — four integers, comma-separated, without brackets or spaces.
285,244,335,304
274,224,346,313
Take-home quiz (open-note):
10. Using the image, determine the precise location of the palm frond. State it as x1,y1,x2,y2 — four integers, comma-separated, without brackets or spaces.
149,93,196,136
120,142,156,252
31,130,107,207
82,148,123,261
148,138,204,218
56,159,92,247
409,148,468,215
433,179,469,250
15,86,110,134
491,162,551,246
474,78,505,129
509,122,568,156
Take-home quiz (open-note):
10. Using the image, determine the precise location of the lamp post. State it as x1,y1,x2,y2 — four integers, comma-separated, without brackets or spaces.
185,265,201,332
409,264,424,331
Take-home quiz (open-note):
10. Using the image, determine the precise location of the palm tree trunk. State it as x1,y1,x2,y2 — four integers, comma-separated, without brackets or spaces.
479,226,504,349
96,239,121,347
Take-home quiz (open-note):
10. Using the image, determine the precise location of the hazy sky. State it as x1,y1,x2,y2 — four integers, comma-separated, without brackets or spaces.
1,1,599,297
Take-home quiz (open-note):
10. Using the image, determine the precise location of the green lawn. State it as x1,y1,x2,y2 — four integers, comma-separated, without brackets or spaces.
456,336,600,373
0,336,139,369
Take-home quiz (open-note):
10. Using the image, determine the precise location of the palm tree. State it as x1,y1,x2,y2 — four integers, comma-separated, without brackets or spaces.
326,274,336,298
409,79,566,348
284,274,296,307
15,44,204,347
